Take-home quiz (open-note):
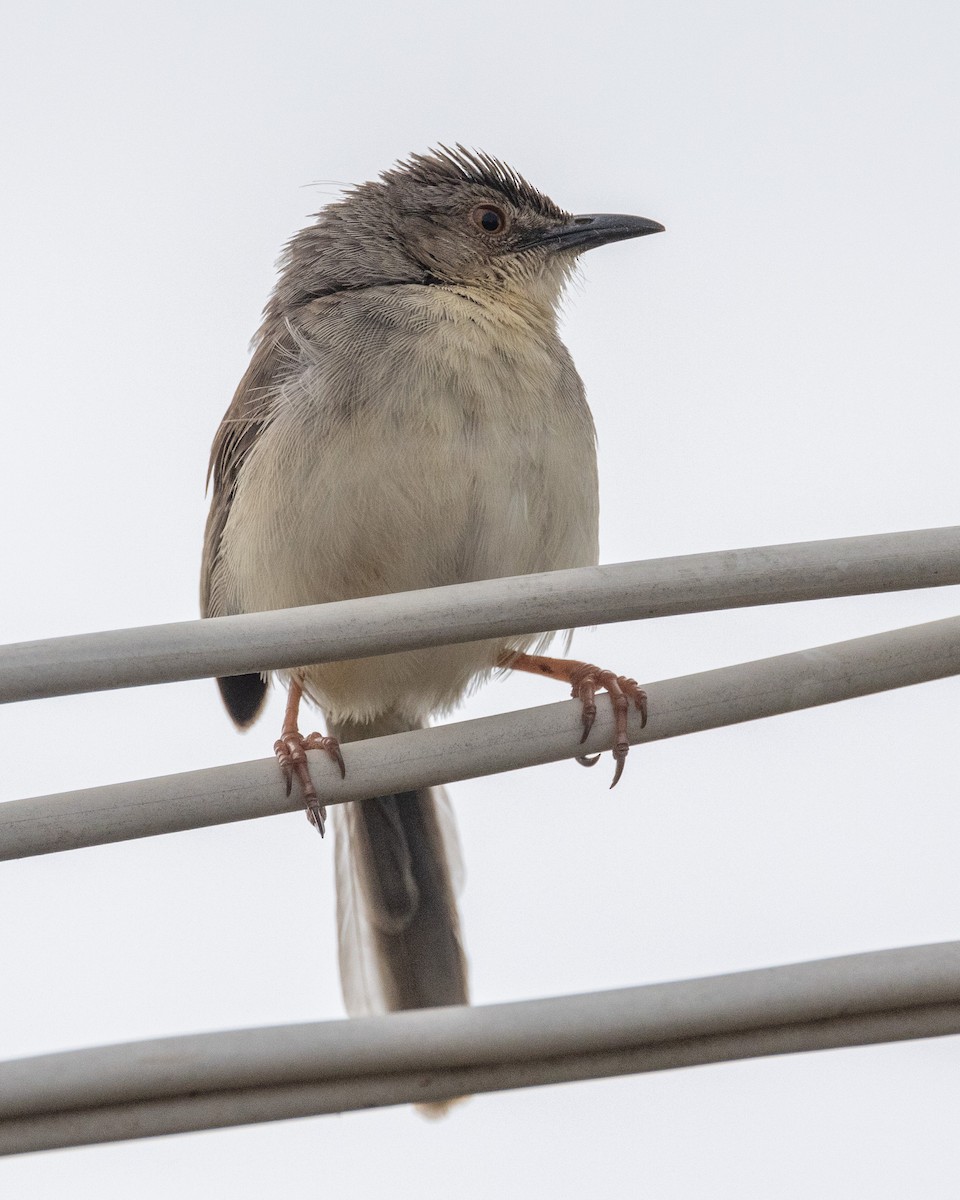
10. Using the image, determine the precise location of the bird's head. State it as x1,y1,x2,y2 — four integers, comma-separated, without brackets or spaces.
271,146,663,317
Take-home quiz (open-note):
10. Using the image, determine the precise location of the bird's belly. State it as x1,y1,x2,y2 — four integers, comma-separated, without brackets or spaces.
222,381,598,723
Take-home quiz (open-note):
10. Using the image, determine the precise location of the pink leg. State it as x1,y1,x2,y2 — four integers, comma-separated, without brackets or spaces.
498,651,648,788
273,680,345,836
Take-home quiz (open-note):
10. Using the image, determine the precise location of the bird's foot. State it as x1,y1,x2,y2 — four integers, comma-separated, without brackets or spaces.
274,730,345,837
567,665,647,788
498,650,647,788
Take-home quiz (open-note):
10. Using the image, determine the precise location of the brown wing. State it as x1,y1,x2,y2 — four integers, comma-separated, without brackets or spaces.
200,318,295,727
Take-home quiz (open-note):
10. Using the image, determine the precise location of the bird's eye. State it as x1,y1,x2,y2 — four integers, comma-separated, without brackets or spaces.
472,205,508,234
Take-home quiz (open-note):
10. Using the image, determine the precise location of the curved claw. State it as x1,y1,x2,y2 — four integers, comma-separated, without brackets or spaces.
305,799,326,837
303,732,346,780
610,742,630,789
632,686,649,729
576,752,601,768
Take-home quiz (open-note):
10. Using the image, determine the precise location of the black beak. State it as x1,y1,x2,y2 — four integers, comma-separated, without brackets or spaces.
530,213,665,255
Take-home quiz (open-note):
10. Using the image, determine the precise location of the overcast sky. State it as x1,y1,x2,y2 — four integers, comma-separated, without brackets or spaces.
3,1,960,1195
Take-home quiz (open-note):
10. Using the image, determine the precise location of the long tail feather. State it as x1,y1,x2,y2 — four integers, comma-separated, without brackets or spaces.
328,715,469,1018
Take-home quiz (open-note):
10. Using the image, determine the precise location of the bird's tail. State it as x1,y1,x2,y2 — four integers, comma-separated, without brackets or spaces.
327,713,469,1025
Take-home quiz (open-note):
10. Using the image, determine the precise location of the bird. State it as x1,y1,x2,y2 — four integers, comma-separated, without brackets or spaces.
200,145,663,1030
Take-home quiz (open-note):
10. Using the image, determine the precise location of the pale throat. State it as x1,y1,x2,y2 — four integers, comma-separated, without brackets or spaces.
428,268,570,341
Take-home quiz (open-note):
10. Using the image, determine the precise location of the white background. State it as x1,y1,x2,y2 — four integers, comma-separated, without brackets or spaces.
2,1,959,1194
